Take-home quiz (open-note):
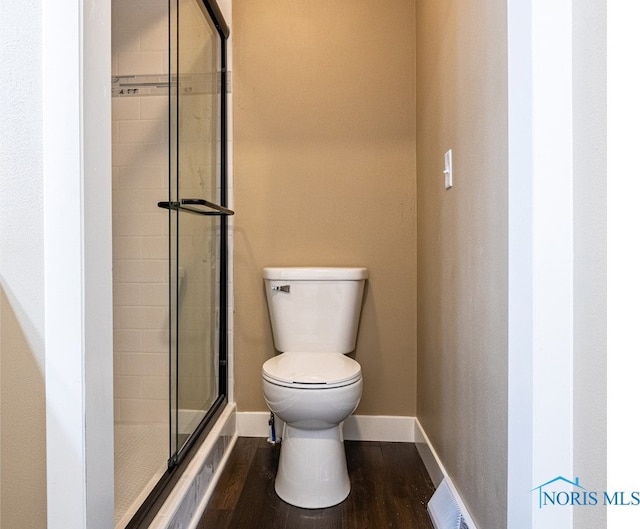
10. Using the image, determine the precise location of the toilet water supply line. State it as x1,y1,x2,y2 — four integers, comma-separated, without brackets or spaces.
268,412,281,444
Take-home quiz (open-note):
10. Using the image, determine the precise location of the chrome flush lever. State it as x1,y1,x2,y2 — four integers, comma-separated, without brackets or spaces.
272,285,290,293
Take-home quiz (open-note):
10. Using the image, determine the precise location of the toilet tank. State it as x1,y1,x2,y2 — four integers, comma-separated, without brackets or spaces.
263,267,368,353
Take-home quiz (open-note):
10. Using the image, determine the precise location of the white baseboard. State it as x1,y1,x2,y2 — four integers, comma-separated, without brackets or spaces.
343,414,416,442
414,419,479,529
237,411,416,442
236,411,275,439
414,418,446,486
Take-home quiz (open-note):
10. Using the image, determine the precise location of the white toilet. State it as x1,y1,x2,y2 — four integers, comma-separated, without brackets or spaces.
261,266,368,509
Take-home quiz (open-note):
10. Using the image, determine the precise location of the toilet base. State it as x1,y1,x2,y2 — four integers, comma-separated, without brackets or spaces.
274,422,350,509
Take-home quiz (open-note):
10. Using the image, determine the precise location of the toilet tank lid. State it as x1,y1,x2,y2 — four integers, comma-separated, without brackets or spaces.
263,267,368,280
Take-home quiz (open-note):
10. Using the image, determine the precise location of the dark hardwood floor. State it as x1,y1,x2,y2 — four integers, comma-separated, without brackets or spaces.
196,437,437,529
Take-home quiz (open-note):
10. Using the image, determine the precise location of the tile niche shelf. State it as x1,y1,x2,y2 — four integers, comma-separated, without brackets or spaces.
111,73,220,97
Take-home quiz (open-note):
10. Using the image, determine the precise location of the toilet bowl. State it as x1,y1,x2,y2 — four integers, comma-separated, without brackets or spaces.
263,353,362,508
261,267,368,509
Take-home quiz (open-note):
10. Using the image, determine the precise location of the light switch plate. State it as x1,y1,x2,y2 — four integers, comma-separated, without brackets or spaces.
444,149,453,189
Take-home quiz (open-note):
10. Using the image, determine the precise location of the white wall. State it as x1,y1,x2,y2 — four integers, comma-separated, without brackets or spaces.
608,2,640,528
572,1,606,529
0,1,47,526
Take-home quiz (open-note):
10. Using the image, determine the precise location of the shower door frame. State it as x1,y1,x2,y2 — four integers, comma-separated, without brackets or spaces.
125,1,230,527
167,0,231,470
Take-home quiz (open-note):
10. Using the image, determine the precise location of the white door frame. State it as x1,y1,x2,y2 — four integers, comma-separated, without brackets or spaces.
43,1,114,527
507,1,575,527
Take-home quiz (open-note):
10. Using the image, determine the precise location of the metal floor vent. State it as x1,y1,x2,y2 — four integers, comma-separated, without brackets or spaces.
427,478,470,529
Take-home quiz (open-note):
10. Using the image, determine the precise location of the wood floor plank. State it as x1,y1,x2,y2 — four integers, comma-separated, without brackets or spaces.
224,443,290,528
380,442,436,529
195,508,233,529
196,437,437,529
209,437,261,510
343,441,393,529
282,503,343,529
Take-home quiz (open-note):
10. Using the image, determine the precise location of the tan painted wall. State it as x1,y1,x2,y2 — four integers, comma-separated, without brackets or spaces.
233,0,417,415
415,1,508,528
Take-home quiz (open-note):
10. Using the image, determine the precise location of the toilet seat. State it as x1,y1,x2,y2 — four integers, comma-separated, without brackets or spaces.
262,352,361,389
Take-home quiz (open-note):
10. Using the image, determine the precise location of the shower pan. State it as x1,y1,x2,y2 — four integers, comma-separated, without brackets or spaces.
111,0,231,527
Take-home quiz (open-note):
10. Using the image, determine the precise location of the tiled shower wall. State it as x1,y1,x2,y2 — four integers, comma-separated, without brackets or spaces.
112,96,170,424
112,0,170,425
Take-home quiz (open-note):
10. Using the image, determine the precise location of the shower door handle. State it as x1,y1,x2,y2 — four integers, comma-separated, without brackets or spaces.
158,198,234,216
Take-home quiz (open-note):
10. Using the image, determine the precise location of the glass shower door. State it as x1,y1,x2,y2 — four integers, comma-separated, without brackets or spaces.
166,0,231,463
